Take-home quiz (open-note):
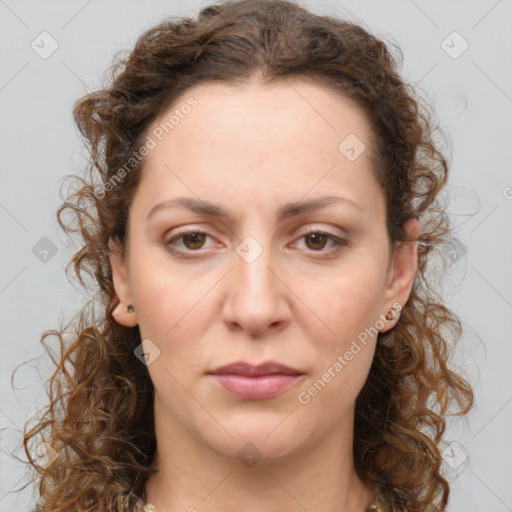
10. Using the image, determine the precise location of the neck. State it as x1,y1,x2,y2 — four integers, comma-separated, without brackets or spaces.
144,397,377,512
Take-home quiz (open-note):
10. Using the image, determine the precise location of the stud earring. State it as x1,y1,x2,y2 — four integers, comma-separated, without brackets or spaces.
385,309,395,321
127,304,135,313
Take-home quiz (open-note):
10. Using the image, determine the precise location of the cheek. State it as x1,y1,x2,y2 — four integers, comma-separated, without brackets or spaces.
128,254,228,375
296,272,381,414
129,260,204,343
299,259,386,343
296,323,376,425
293,259,385,400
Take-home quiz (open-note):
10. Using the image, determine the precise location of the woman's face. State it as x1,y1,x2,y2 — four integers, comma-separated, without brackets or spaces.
110,78,418,463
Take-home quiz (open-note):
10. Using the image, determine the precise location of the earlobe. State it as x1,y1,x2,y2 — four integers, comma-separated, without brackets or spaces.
108,237,138,327
111,302,139,328
380,219,420,332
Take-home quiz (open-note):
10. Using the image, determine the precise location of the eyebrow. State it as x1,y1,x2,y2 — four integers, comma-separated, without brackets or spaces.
147,195,362,222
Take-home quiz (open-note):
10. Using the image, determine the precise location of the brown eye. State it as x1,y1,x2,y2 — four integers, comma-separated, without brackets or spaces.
164,230,214,257
295,229,348,255
182,232,207,250
305,232,328,250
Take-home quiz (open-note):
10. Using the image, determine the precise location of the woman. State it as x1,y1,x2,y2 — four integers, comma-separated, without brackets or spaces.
22,0,473,510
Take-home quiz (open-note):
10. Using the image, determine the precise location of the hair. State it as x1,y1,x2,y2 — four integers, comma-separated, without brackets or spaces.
14,1,473,511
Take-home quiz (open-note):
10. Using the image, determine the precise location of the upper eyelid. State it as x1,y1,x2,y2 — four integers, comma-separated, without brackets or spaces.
166,225,345,239
167,221,347,236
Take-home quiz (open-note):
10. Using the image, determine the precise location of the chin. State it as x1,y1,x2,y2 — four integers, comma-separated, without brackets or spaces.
202,416,309,465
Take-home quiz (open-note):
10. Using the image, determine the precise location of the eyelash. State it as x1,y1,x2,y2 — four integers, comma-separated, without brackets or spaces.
164,228,348,258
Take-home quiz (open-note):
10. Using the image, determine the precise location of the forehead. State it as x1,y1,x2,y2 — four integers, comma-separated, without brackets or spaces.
133,78,383,220
149,77,375,161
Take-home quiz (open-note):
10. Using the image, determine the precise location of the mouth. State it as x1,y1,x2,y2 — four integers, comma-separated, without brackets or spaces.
208,360,305,399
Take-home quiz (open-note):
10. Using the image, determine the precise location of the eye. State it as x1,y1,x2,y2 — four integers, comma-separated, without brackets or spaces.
164,228,348,258
294,229,347,254
164,230,216,256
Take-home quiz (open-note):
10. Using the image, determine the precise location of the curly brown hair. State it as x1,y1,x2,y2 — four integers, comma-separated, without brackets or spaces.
16,1,473,511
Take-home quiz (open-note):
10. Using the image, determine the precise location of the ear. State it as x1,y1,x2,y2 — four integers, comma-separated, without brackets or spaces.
379,218,420,332
108,237,138,327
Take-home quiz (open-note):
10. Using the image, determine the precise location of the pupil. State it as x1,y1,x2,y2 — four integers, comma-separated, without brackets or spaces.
185,233,204,248
308,233,325,249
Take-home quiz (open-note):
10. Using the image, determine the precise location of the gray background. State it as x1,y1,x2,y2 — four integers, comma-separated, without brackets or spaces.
1,0,511,510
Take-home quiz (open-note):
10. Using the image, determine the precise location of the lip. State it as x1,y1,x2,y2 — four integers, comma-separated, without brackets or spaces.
210,374,303,399
208,361,304,400
209,361,303,376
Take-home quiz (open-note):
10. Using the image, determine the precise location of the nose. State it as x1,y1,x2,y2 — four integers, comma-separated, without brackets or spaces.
222,237,290,336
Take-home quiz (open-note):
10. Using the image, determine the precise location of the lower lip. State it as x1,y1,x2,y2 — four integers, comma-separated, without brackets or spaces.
209,373,303,399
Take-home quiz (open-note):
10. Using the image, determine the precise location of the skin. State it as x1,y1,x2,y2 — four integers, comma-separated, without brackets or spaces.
109,77,419,512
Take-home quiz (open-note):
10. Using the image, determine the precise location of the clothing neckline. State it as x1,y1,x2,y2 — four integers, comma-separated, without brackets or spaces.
142,486,386,512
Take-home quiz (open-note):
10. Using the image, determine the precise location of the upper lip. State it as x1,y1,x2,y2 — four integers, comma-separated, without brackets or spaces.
209,361,304,376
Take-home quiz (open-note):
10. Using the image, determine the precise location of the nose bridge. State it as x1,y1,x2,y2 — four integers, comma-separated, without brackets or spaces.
237,233,275,294
224,229,287,334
